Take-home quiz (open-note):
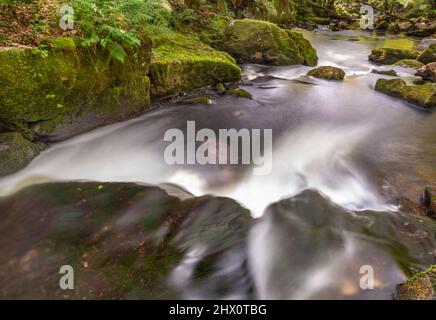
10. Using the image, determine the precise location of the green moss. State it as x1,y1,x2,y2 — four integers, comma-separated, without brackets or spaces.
306,16,331,25
307,66,346,81
226,88,252,99
369,48,419,65
218,19,318,66
372,69,398,76
182,97,213,104
149,32,241,97
418,43,436,65
375,78,436,108
0,132,42,176
395,265,436,300
0,37,151,141
394,59,424,69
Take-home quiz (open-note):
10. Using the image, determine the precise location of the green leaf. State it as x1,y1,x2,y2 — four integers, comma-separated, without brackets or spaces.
109,42,126,63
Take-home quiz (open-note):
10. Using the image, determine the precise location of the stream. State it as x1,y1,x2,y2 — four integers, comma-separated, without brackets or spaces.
0,28,435,299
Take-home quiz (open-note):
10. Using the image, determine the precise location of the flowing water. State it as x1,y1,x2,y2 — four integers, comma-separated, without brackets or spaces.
1,29,436,299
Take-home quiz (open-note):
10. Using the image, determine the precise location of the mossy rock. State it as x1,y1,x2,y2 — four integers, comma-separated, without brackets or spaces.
372,69,398,76
394,59,424,69
0,182,253,299
218,19,318,66
394,265,436,300
0,37,152,142
307,66,345,81
225,88,252,99
418,43,436,65
375,78,436,108
0,132,42,176
149,33,241,98
369,48,419,65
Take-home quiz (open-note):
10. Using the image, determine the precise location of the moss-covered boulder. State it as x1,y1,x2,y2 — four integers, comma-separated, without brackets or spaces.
149,33,241,98
394,265,436,300
0,132,42,176
418,43,436,65
369,48,419,65
416,62,436,83
375,78,436,108
0,37,151,142
307,66,345,81
0,182,253,299
394,59,424,69
218,19,318,66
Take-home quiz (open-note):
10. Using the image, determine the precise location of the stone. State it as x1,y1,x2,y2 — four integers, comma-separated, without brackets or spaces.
369,48,419,65
375,78,436,108
307,66,346,81
218,19,318,66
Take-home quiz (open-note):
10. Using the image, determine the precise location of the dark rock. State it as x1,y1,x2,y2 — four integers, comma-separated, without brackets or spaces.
0,182,253,299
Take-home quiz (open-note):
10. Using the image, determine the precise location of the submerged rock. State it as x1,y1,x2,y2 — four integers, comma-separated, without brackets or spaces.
218,19,318,66
369,48,419,65
372,69,397,76
394,265,436,300
0,132,42,177
416,62,436,83
307,66,346,81
149,33,241,98
0,37,152,142
417,43,436,65
0,182,253,299
394,59,424,69
225,88,252,99
375,78,436,108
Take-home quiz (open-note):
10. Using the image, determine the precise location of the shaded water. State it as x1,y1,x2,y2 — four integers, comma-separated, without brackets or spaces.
1,29,435,299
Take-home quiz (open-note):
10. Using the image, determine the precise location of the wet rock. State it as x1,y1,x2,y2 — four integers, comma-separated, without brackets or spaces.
179,97,214,105
416,62,436,83
372,69,398,76
0,132,42,177
0,182,253,299
394,265,436,300
149,33,241,98
375,78,436,108
422,186,436,218
307,66,345,81
394,59,424,69
249,190,436,299
418,43,436,65
218,19,318,66
225,88,252,99
369,48,419,65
